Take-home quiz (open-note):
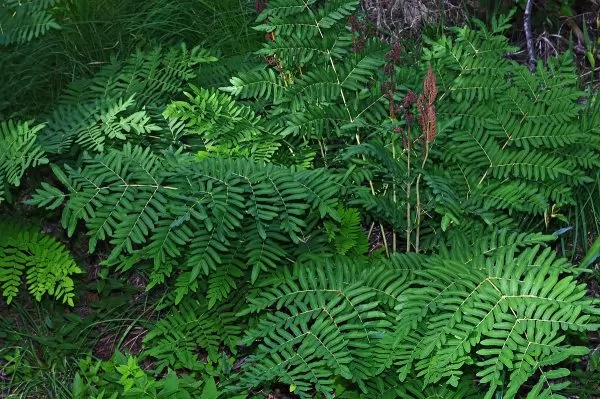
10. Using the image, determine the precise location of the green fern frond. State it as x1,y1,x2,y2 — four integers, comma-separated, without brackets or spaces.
30,146,342,303
60,45,215,107
206,240,246,308
41,96,160,154
0,220,81,305
164,85,280,160
338,43,387,91
351,371,481,399
389,238,597,397
195,54,264,89
38,45,215,155
324,205,368,256
222,68,286,103
257,34,352,71
424,20,600,232
0,0,62,45
0,120,47,204
143,297,243,374
237,255,417,397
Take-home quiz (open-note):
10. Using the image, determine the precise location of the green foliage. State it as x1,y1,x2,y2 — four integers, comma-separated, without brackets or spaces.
581,235,600,268
338,371,482,398
0,120,47,204
0,0,62,45
226,233,598,398
221,0,389,167
386,233,597,398
0,0,258,117
234,255,401,397
423,14,600,230
30,144,341,303
0,302,91,398
73,352,202,399
1,0,599,398
143,297,243,374
164,85,281,161
0,220,81,305
38,45,216,155
324,205,369,255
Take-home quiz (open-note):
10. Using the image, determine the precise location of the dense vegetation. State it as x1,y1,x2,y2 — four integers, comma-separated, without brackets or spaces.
1,0,599,398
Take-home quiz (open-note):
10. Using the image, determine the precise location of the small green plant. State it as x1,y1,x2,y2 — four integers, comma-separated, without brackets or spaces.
73,352,203,399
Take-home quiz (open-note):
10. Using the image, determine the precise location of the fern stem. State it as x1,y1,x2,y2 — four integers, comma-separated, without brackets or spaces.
406,125,412,253
318,139,328,167
392,131,397,253
309,8,353,123
415,141,430,254
367,222,375,239
379,222,390,257
415,176,421,253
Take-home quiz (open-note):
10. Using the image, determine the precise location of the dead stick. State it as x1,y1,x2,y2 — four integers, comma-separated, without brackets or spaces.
524,0,536,72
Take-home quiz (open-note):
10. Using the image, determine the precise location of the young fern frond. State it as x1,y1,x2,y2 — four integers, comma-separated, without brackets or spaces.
324,205,368,256
164,85,281,160
0,220,81,305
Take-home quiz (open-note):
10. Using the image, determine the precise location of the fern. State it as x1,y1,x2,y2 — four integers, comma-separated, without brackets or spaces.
341,371,481,398
37,45,217,155
0,0,62,45
424,18,599,228
225,230,595,398
143,297,243,374
30,145,341,303
4,2,598,398
324,204,368,255
236,256,396,397
0,220,81,305
223,0,388,166
383,233,598,398
163,85,281,161
0,120,47,204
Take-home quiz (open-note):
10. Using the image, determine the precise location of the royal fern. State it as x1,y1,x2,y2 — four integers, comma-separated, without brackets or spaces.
0,120,47,204
37,45,217,155
3,2,597,398
143,297,243,374
0,220,81,305
422,13,600,236
382,232,598,398
30,144,342,304
0,0,62,45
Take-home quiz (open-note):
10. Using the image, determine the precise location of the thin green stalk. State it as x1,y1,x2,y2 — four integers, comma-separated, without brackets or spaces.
392,134,397,253
415,141,430,253
406,125,412,253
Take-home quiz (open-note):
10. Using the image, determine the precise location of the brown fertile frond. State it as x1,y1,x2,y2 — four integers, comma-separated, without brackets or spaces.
418,65,438,143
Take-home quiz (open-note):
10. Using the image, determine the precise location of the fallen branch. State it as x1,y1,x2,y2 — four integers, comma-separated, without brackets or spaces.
524,0,536,72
